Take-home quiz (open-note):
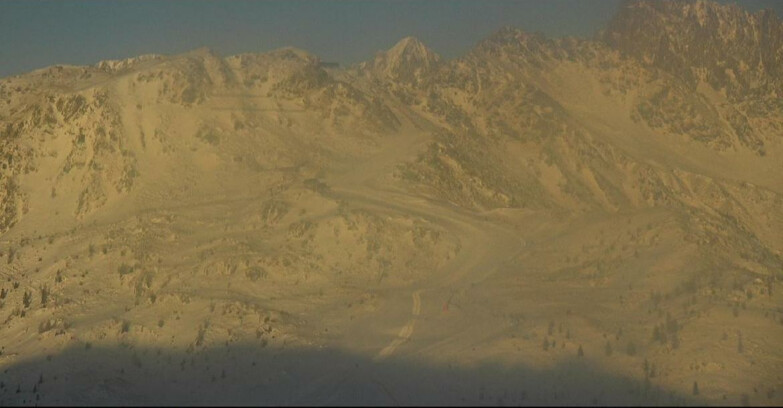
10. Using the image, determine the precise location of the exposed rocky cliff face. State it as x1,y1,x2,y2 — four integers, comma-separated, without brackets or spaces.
601,0,783,155
602,0,783,92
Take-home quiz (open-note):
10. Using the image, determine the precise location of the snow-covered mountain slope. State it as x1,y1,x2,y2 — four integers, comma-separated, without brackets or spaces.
0,0,781,405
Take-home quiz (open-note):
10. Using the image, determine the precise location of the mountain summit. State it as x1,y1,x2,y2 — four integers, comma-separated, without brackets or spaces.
361,36,442,85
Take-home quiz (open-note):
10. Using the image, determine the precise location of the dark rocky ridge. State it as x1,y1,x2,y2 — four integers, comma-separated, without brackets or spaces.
601,0,783,99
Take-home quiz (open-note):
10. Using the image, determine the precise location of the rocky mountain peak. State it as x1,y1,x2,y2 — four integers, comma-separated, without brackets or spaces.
468,26,556,66
362,36,441,85
95,53,165,73
264,47,321,64
481,26,546,47
386,36,436,62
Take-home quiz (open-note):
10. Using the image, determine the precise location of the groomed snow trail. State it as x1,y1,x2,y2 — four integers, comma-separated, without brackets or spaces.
375,289,423,360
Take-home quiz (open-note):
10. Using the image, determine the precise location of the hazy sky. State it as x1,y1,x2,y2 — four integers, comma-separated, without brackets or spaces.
1,0,781,78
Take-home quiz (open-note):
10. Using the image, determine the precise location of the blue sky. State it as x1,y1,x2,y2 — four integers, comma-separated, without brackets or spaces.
1,0,781,78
